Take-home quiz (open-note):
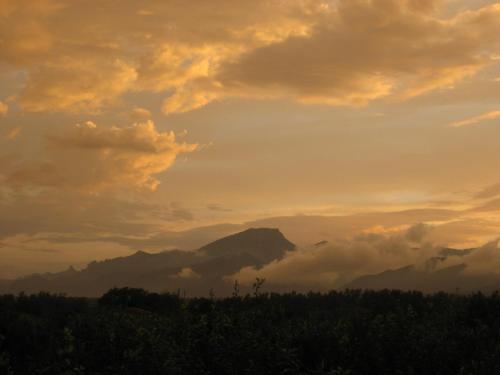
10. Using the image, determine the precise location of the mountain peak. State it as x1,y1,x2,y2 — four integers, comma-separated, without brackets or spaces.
199,227,295,264
132,250,150,257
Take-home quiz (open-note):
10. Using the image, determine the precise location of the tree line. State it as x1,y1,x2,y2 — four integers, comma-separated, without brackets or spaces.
1,287,500,374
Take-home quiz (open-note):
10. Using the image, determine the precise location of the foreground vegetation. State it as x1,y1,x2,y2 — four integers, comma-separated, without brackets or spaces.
2,288,500,374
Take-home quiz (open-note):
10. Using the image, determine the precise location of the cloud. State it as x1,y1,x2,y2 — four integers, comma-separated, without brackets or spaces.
405,222,432,243
33,206,467,253
167,202,194,221
0,0,324,114
2,0,499,114
130,107,152,121
448,110,500,127
0,101,8,116
3,126,21,140
250,209,459,247
172,267,201,279
422,217,500,249
214,0,500,109
474,182,500,199
0,187,198,244
436,239,500,277
230,227,441,290
470,198,500,212
3,120,197,191
162,82,222,114
18,58,137,113
0,191,156,239
0,0,58,64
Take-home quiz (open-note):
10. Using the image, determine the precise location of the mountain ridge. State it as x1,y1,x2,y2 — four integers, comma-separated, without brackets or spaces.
1,228,296,297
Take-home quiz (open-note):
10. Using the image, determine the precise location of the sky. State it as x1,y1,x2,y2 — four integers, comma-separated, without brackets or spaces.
1,0,500,278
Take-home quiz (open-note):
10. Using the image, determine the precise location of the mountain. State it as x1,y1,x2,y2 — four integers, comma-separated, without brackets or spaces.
0,279,12,292
5,227,499,296
199,227,295,265
343,262,500,293
1,228,296,297
344,264,462,293
342,246,486,293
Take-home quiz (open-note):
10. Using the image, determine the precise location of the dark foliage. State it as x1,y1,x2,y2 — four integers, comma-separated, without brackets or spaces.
2,288,500,374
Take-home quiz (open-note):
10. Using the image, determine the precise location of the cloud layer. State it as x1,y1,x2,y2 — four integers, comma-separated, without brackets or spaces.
217,1,500,107
229,224,438,289
230,225,500,291
0,0,323,113
1,0,500,114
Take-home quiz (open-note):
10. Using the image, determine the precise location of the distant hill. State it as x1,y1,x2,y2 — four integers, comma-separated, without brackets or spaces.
341,246,500,293
344,264,466,293
343,261,500,293
1,228,296,297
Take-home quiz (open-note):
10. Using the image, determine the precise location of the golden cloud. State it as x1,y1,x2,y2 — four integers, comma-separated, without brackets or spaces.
215,1,500,108
0,0,324,113
2,0,499,114
18,58,137,113
449,109,500,127
0,101,7,116
4,120,198,191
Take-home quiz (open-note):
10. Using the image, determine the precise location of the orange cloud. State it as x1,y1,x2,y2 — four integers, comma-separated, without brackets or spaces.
0,101,7,116
4,120,198,191
2,0,499,114
449,110,500,127
214,0,499,109
1,0,324,114
18,58,137,113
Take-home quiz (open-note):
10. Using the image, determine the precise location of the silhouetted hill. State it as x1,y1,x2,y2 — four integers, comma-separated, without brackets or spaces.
342,246,495,293
343,262,500,293
199,227,295,264
2,228,296,297
85,249,201,275
0,279,12,292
